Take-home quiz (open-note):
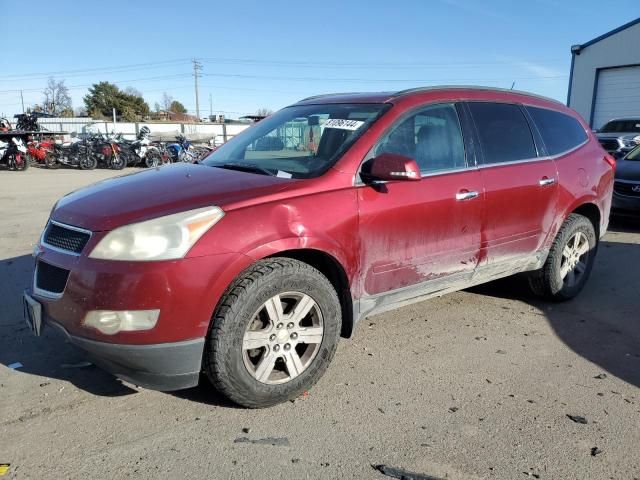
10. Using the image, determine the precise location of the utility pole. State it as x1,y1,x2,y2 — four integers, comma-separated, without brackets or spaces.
193,58,202,121
20,90,24,113
209,93,212,120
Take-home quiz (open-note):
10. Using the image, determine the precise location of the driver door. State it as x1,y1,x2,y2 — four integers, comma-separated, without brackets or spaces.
357,103,484,296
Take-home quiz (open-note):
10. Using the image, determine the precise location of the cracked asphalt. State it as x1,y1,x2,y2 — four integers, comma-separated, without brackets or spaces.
1,167,639,479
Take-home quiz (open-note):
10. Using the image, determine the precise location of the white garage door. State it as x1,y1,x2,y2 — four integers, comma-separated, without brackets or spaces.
592,65,640,129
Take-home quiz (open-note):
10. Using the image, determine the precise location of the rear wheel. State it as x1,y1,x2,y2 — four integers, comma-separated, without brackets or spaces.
528,213,597,301
204,258,341,408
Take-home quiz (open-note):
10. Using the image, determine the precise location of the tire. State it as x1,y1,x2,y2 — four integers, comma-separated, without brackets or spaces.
79,155,97,170
45,152,59,169
110,154,126,170
204,258,341,408
144,151,161,168
528,213,597,301
13,154,28,171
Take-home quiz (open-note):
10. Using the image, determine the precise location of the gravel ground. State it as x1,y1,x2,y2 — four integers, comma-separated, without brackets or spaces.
1,166,639,480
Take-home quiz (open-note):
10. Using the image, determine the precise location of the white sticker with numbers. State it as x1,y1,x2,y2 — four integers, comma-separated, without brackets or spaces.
322,119,364,130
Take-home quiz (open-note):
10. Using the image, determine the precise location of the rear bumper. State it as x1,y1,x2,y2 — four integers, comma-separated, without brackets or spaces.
46,317,204,391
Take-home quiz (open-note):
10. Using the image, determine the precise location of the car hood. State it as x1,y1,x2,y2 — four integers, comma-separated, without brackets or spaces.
52,163,294,231
615,158,640,182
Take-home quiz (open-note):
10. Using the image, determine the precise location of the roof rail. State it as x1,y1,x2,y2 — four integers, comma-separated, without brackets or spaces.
392,85,565,105
298,92,363,102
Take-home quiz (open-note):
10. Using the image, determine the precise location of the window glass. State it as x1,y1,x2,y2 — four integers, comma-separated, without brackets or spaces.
374,103,466,173
202,104,387,178
526,106,587,155
600,120,640,133
468,102,537,164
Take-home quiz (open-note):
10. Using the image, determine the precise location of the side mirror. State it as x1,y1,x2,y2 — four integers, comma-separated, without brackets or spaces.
361,152,421,182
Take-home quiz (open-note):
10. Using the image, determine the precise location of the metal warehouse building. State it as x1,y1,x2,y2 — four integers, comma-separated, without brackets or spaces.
568,17,640,129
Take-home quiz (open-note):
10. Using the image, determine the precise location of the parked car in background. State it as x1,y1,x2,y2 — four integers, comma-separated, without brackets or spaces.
24,86,614,408
596,117,640,158
612,144,640,216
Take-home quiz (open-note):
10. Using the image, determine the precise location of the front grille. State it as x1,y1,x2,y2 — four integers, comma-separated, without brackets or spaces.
36,261,70,294
43,222,91,254
614,181,640,197
599,139,620,153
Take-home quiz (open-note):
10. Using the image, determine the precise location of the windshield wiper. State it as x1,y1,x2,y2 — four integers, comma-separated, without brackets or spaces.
213,162,274,176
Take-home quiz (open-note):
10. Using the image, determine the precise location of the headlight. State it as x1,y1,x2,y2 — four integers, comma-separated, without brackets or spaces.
89,206,224,261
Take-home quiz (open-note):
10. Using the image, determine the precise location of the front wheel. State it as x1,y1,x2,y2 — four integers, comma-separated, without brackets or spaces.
204,258,341,408
79,154,97,170
528,213,597,301
144,151,161,168
110,154,126,170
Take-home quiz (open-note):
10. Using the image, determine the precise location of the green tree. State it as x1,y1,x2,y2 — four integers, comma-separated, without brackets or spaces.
169,100,187,114
84,82,150,121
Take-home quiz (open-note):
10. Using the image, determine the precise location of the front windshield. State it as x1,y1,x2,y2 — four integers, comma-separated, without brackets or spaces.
202,103,388,178
601,120,640,133
625,145,640,161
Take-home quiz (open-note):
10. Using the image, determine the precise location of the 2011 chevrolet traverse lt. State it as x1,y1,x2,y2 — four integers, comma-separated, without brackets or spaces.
24,87,615,407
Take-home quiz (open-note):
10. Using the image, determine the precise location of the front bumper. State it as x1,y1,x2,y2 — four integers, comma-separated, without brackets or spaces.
46,316,205,390
612,192,640,214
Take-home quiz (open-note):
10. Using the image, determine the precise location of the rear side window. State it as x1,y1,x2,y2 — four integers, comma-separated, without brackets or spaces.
526,106,588,155
468,102,537,164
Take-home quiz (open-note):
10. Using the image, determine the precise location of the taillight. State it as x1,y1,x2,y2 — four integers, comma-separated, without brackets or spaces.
603,154,616,170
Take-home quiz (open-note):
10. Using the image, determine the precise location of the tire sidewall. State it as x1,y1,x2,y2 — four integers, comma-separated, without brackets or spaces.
548,216,597,299
208,263,340,406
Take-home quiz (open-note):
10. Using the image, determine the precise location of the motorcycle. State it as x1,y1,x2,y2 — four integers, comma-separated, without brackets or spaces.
0,137,29,171
50,135,97,170
15,113,39,132
115,126,164,168
167,134,199,163
27,138,56,167
90,132,125,170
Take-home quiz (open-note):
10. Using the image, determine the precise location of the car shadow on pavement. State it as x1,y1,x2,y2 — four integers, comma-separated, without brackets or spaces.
0,254,238,406
467,234,640,389
0,254,136,397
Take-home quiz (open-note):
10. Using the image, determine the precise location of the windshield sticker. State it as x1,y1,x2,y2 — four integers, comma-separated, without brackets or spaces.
323,119,364,131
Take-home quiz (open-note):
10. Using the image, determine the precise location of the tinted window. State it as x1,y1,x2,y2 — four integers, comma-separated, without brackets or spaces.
527,106,587,155
374,103,466,173
468,102,537,164
600,119,640,133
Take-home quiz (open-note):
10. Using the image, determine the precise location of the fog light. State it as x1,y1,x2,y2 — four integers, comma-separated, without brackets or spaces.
83,310,159,335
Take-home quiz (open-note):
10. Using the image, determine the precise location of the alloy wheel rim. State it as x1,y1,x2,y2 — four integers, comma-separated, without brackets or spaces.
242,292,324,385
560,231,590,287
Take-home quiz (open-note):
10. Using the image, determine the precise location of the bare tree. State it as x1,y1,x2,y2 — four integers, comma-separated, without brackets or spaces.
255,108,273,117
161,92,173,112
124,86,143,98
154,102,161,113
43,77,72,116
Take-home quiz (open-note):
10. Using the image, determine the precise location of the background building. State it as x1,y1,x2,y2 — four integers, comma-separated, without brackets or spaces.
568,17,640,129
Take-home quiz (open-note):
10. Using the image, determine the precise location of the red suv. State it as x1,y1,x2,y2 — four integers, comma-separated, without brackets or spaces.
24,87,614,407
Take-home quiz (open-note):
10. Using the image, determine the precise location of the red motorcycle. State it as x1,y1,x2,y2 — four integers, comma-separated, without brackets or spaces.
27,138,56,168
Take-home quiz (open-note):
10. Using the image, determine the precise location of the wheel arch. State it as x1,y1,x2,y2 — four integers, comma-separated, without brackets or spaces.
265,248,355,339
571,202,601,238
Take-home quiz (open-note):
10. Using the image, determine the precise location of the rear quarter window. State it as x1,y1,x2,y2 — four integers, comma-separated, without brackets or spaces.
526,106,588,156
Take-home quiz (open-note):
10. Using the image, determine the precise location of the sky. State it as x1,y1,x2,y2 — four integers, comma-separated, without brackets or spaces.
0,0,638,119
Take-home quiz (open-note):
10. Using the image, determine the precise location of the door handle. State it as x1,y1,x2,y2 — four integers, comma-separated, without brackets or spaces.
539,177,556,187
456,190,479,201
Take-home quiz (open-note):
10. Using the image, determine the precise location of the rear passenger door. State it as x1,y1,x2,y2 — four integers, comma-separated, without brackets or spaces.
465,102,559,266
